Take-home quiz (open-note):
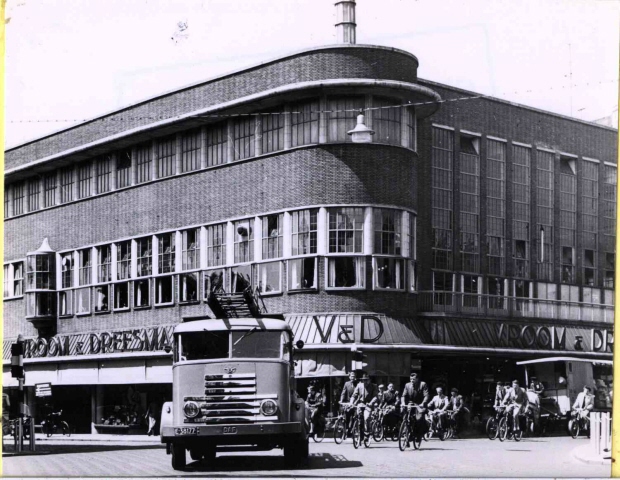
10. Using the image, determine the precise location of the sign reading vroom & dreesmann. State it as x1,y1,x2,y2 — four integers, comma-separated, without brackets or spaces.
7,325,174,359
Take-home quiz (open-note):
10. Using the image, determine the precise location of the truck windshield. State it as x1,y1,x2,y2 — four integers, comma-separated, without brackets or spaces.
177,330,287,361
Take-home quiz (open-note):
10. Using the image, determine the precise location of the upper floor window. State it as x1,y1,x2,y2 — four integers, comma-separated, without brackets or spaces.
373,97,401,145
26,255,53,290
181,129,201,173
77,162,92,199
3,265,10,298
234,219,254,263
43,173,57,208
327,96,365,143
136,237,152,277
291,99,319,147
374,209,401,255
261,109,284,154
59,167,74,204
4,188,9,218
158,233,175,274
27,179,40,212
96,155,112,194
262,214,283,259
117,241,132,280
206,123,227,167
78,249,92,286
12,182,24,216
329,207,364,253
206,223,226,267
291,209,318,256
135,143,152,184
3,262,24,298
182,228,200,270
60,253,74,289
157,136,176,179
116,149,132,189
233,117,256,161
97,245,112,283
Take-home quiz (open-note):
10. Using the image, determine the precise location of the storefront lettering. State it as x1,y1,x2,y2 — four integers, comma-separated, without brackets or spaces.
21,326,174,359
312,315,385,344
592,329,614,352
495,324,567,350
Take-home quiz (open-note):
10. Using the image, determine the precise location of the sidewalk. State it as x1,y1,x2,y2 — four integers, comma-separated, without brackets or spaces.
572,443,612,466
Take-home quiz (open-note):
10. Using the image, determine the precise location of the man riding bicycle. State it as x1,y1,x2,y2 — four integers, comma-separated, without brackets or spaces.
494,381,506,408
305,384,325,436
428,387,450,431
340,371,359,434
572,385,594,420
448,388,464,436
502,379,529,432
350,372,379,437
380,383,399,431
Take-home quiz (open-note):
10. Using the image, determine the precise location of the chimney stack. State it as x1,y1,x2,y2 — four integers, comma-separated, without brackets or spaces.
335,0,356,44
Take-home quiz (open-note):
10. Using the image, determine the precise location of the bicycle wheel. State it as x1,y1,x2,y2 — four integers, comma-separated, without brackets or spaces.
372,420,384,442
45,422,53,438
486,417,498,440
498,417,508,442
61,421,71,437
313,427,325,443
398,421,410,451
569,419,580,439
352,419,361,449
514,426,523,442
333,418,346,445
391,419,401,442
363,430,371,448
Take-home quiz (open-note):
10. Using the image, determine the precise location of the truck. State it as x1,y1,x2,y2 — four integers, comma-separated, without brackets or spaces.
160,315,309,471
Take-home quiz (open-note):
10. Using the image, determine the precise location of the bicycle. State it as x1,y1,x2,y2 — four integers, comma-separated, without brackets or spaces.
43,410,71,437
9,416,33,440
486,405,507,440
370,406,386,442
444,410,458,439
568,409,590,439
374,405,399,442
424,409,448,441
498,404,524,442
398,403,425,451
351,403,373,449
332,403,354,445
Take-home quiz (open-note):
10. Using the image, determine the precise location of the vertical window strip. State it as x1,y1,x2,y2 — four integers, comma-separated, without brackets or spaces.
117,241,132,280
137,237,152,277
97,245,111,283
27,179,40,212
61,253,74,289
262,214,283,259
60,167,74,204
291,99,319,147
486,139,506,276
431,127,454,271
79,249,91,286
234,219,254,263
206,223,227,267
512,145,531,278
136,144,152,184
182,229,200,270
291,209,318,256
537,150,555,281
4,188,9,218
261,111,285,154
77,163,92,199
181,130,201,173
3,265,11,297
96,156,112,194
13,262,23,296
603,165,617,287
116,150,132,188
373,208,402,255
12,182,24,215
206,123,227,167
327,96,365,143
460,135,480,273
233,117,256,161
43,173,57,208
559,157,576,284
406,107,416,150
158,233,175,274
157,137,176,178
373,97,401,145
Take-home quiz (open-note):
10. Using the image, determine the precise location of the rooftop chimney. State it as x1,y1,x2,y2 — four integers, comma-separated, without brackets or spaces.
335,0,356,44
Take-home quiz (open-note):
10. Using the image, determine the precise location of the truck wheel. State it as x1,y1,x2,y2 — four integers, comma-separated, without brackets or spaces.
284,434,308,467
190,448,202,461
171,444,186,471
203,445,216,463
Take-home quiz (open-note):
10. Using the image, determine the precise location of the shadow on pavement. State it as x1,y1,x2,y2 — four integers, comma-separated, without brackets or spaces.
186,452,362,473
3,444,164,456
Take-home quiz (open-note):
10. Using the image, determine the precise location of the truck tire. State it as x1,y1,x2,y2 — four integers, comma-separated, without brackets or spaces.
171,444,186,471
284,434,308,467
189,448,202,461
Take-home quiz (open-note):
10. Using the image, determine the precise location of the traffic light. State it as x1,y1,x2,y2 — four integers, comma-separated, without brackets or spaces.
11,341,24,379
352,350,367,371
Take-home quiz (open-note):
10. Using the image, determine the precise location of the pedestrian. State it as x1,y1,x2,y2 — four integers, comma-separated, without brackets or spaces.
145,398,160,436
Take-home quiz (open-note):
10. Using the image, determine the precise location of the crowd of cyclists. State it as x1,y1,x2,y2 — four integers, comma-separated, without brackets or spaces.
304,370,596,447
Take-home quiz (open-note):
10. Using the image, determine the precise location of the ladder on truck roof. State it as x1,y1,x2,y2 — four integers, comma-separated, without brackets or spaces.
207,286,267,318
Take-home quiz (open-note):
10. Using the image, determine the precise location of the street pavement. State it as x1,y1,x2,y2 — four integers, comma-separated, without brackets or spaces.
2,434,610,477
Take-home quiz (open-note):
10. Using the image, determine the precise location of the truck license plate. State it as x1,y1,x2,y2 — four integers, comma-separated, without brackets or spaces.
223,426,238,434
175,427,198,435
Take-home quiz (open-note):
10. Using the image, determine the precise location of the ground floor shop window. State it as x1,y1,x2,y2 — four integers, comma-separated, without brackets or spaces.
134,279,150,308
288,257,317,290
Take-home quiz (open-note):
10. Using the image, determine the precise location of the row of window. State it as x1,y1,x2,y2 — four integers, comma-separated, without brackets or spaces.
4,206,416,299
4,95,416,218
431,125,617,287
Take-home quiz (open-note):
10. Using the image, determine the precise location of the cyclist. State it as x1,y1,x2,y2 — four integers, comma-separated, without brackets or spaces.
305,384,325,436
351,372,379,438
572,385,594,420
494,381,506,407
339,371,358,434
401,371,430,437
502,379,529,432
448,388,464,436
525,383,541,432
530,377,545,396
428,387,450,431
380,383,399,433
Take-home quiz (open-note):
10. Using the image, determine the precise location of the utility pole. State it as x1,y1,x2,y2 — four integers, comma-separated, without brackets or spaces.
10,334,26,452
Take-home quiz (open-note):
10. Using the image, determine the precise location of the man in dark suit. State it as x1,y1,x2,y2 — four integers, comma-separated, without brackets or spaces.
340,371,358,434
401,371,430,408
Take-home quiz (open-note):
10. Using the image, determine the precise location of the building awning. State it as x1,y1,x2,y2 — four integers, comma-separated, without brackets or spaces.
516,357,613,366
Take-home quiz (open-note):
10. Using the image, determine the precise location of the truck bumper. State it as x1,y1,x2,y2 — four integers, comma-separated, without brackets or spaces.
161,422,301,443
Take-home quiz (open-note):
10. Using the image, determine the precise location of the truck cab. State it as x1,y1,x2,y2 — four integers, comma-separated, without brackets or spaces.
160,317,308,471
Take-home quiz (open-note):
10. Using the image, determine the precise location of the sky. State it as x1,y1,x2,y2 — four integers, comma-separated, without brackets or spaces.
4,0,619,148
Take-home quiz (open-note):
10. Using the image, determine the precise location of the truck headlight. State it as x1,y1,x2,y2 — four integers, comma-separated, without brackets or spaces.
183,401,200,418
260,399,278,416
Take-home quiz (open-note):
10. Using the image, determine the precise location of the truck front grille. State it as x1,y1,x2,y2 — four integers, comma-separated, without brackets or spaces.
183,372,277,424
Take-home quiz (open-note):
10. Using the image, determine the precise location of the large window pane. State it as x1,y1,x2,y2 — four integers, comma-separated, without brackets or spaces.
327,257,365,288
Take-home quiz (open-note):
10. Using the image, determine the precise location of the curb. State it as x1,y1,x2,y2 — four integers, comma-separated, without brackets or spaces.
572,444,612,466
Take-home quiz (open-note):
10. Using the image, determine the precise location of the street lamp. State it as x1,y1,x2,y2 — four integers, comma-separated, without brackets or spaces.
347,111,374,143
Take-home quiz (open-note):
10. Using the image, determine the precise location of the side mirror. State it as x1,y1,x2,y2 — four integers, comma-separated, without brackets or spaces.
295,340,305,350
163,343,172,354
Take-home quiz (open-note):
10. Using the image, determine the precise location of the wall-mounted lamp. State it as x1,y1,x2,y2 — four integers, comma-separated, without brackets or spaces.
347,112,374,143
